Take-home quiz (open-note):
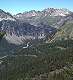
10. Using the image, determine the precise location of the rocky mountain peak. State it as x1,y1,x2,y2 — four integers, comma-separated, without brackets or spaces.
15,8,71,23
43,8,71,16
0,9,16,21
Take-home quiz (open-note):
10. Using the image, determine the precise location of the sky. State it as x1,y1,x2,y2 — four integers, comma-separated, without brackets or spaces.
0,0,73,15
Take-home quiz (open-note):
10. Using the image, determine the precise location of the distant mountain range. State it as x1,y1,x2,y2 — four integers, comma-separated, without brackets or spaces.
0,8,73,45
15,8,71,26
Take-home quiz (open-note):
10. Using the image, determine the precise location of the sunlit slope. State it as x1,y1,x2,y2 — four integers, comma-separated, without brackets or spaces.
53,21,73,41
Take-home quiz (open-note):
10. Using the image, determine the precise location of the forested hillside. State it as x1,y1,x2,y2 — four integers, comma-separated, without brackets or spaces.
0,39,73,80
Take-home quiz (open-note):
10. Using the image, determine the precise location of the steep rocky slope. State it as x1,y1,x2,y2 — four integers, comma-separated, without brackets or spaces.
0,19,56,44
0,9,15,21
0,8,72,45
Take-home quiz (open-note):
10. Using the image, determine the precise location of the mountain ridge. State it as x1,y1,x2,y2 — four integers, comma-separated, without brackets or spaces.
0,8,72,45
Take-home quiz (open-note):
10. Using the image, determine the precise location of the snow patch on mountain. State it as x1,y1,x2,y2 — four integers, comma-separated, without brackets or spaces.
0,17,16,21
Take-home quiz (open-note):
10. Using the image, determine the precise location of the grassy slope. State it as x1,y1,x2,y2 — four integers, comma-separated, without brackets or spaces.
53,21,73,41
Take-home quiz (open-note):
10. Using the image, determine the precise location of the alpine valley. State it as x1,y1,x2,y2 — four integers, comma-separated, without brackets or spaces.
0,8,73,80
